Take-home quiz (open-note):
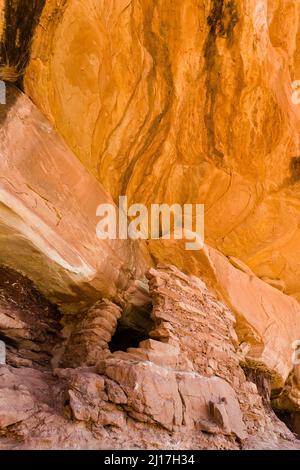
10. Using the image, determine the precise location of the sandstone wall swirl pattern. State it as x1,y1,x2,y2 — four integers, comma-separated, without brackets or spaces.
23,0,300,300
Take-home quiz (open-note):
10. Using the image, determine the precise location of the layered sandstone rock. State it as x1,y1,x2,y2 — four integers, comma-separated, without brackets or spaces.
0,1,45,82
150,240,300,389
60,299,122,368
0,266,61,368
0,265,298,449
1,0,300,451
0,85,150,312
22,0,300,301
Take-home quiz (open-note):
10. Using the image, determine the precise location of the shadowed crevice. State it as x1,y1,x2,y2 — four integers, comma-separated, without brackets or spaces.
0,83,19,125
203,0,239,162
0,0,46,83
0,1,46,123
109,302,154,352
0,264,62,368
290,156,300,183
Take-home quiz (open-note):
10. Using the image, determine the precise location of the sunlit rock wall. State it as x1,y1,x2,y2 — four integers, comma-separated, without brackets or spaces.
22,0,300,301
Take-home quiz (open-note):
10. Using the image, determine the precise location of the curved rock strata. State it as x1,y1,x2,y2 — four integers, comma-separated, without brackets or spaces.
1,0,300,451
0,85,150,312
23,0,300,301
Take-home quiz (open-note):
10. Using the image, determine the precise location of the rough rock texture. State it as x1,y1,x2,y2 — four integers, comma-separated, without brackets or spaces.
23,0,300,301
0,265,299,450
1,0,300,451
0,85,150,312
60,299,122,368
0,266,61,368
0,0,45,83
150,240,300,390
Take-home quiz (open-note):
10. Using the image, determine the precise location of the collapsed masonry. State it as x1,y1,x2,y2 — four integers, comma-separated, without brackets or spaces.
0,264,299,449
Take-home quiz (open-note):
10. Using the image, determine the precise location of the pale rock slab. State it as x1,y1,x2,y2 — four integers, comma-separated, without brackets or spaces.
0,86,150,312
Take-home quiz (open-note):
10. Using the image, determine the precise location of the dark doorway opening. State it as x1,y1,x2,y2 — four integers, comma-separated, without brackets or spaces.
109,302,154,353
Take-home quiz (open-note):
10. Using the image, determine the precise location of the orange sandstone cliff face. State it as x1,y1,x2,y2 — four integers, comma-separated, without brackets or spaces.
24,0,300,301
0,86,149,313
1,0,300,450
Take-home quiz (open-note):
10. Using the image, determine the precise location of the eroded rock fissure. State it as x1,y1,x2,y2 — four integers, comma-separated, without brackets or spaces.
0,0,46,83
203,0,239,162
0,1,47,125
0,265,62,368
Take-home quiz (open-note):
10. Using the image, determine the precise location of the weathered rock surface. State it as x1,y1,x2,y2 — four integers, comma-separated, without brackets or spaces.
150,241,300,390
0,266,61,368
0,0,45,82
22,0,300,301
0,265,299,450
1,0,300,452
0,85,150,312
60,299,122,368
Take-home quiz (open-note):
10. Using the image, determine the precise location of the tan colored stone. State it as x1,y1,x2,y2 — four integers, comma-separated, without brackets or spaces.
177,372,246,439
0,86,150,312
0,265,298,449
103,358,183,431
97,353,246,438
0,388,35,428
23,0,300,301
105,378,128,405
149,242,300,388
260,277,286,293
228,257,255,277
1,0,300,450
61,299,122,367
